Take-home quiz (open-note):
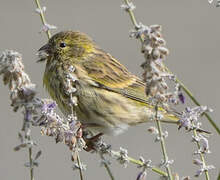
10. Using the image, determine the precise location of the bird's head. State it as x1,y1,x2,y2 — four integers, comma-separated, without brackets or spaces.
37,31,96,62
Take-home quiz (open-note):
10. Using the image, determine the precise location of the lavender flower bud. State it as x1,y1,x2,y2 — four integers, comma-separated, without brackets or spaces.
178,92,185,104
136,171,147,180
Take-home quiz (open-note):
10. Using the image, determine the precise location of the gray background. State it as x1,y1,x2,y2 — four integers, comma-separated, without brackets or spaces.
0,0,219,179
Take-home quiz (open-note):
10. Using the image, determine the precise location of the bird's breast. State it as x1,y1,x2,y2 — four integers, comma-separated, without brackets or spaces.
43,63,151,136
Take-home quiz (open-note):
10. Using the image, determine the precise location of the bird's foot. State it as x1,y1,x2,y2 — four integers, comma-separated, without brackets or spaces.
83,132,103,152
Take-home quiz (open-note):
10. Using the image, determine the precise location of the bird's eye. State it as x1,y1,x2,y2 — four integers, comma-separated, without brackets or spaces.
59,42,66,48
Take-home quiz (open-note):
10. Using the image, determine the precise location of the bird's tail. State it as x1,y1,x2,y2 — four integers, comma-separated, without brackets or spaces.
161,112,179,124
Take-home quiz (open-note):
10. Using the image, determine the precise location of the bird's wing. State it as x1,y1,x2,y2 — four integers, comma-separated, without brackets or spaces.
80,49,216,131
81,49,149,105
80,49,180,122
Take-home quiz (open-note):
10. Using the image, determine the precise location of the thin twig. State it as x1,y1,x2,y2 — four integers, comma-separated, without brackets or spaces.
99,153,115,180
155,105,173,180
24,107,35,180
123,0,219,135
110,150,167,177
31,1,52,179
76,150,84,180
70,93,84,180
34,0,51,39
28,138,34,180
173,77,220,135
193,129,210,180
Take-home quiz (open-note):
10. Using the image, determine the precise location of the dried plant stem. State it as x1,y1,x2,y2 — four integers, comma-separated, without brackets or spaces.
28,145,34,180
110,150,167,177
34,0,51,39
99,153,115,180
24,107,35,180
123,0,219,135
174,78,220,135
76,150,84,180
123,0,144,40
155,106,173,180
193,129,210,180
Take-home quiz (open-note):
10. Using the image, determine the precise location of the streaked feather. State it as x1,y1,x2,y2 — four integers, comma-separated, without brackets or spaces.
42,31,179,135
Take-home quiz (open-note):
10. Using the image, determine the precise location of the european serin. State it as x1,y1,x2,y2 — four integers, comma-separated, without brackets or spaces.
38,31,178,136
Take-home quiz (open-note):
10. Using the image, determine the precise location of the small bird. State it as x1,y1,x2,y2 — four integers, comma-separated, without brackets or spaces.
38,31,179,136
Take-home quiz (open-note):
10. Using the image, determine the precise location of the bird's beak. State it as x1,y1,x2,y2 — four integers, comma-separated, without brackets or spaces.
38,43,50,52
37,43,51,62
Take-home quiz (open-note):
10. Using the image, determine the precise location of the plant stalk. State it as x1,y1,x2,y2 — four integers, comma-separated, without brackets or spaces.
34,0,51,39
76,150,84,180
28,136,34,180
110,150,168,177
99,153,115,180
193,129,210,180
155,105,173,180
123,0,219,135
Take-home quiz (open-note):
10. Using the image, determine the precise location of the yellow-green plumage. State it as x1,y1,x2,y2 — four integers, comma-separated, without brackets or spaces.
40,31,178,135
